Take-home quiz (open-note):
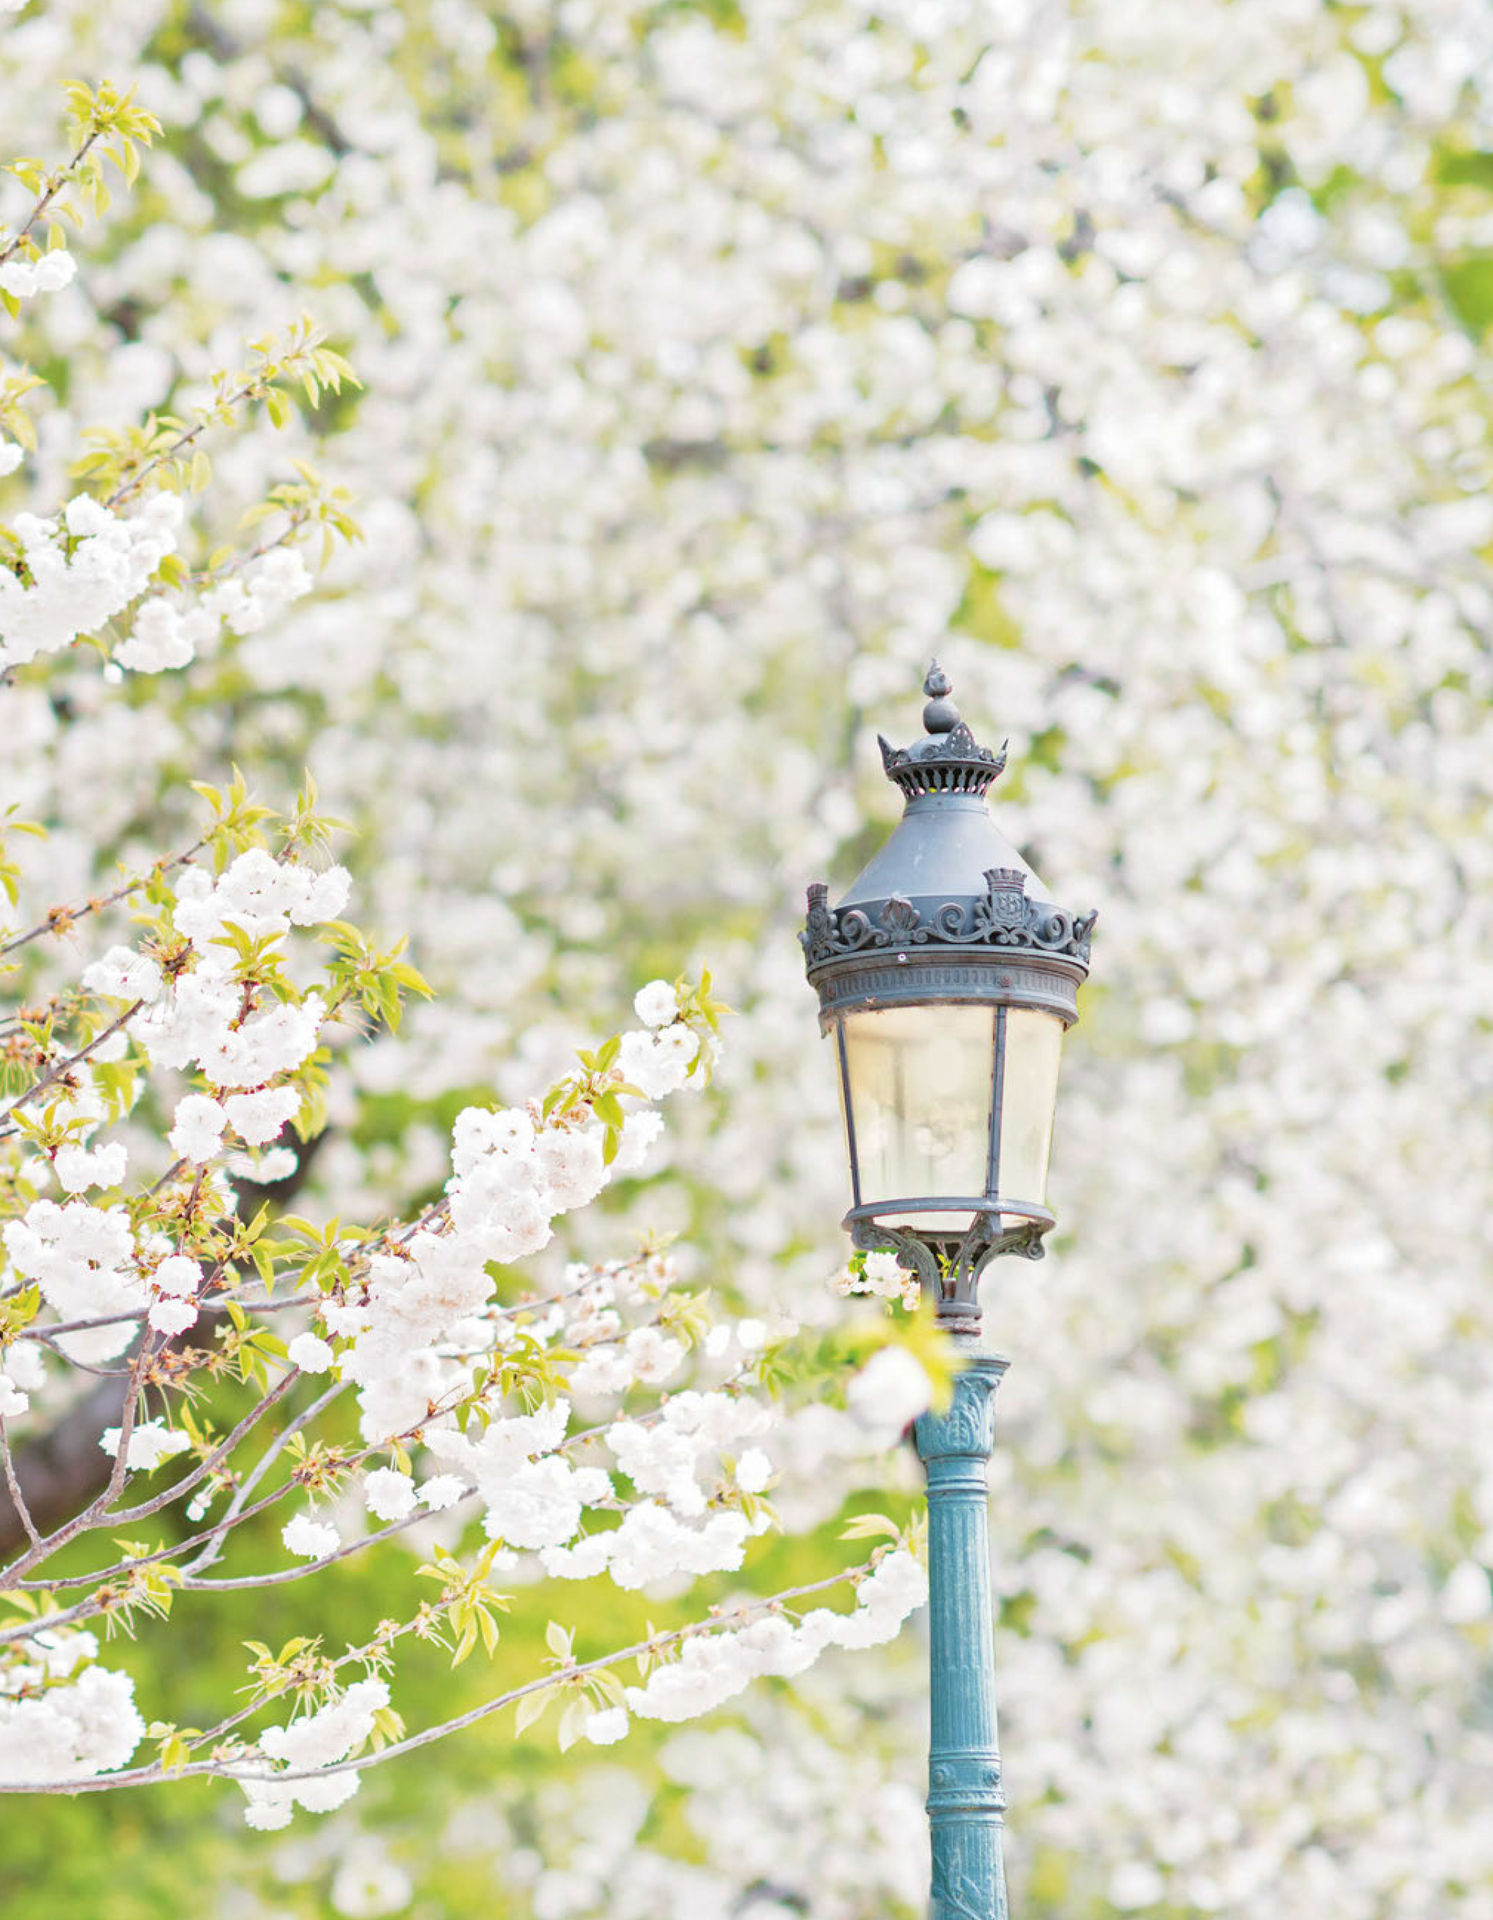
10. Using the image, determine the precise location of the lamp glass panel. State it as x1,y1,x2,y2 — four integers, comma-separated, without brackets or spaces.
841,1004,994,1232
996,1007,1063,1226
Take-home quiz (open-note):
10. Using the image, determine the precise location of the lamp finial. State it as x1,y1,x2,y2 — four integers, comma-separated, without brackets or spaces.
922,660,959,735
875,660,1005,798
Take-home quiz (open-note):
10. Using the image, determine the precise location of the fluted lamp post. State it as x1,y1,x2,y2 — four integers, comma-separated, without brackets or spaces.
801,664,1095,1919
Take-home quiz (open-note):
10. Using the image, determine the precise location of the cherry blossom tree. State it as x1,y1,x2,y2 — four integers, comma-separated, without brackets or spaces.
0,75,941,1856
3,1,1493,1915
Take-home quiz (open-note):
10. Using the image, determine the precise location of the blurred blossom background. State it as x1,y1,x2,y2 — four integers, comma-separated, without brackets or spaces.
3,0,1493,1914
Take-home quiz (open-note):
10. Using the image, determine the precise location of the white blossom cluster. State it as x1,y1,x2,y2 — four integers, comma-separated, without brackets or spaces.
0,1627,144,1786
292,1020,696,1448
241,1678,390,1830
0,249,75,302
624,1550,927,1724
113,546,313,674
832,1247,922,1312
0,850,349,1381
0,494,182,670
4,1198,142,1364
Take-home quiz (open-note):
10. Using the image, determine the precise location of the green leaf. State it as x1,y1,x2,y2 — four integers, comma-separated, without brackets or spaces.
590,1668,626,1708
840,1512,903,1543
515,1685,556,1735
557,1697,590,1753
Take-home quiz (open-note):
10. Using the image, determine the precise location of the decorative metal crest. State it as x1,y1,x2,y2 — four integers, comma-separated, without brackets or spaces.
801,869,1096,972
877,723,1007,780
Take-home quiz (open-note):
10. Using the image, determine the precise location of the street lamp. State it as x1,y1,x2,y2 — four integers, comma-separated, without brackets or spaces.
801,662,1094,1920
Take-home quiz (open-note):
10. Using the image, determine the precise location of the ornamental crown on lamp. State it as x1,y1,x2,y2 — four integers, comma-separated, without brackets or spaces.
802,662,1096,1331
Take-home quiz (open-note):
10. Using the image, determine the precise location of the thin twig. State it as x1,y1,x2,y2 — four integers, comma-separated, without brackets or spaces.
106,1367,300,1527
181,1486,474,1590
0,130,102,268
180,1376,347,1577
0,1000,144,1133
187,516,306,587
0,1327,159,1587
105,377,269,512
0,840,205,957
0,1420,43,1551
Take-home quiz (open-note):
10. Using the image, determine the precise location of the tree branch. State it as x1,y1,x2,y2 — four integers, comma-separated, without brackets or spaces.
0,1564,874,1795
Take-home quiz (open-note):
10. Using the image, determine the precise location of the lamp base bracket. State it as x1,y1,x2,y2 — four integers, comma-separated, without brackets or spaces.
849,1213,1047,1336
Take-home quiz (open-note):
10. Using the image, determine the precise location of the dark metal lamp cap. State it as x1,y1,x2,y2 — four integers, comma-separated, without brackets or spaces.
801,661,1097,1025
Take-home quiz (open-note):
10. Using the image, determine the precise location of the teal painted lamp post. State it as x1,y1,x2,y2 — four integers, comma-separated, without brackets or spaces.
801,664,1095,1919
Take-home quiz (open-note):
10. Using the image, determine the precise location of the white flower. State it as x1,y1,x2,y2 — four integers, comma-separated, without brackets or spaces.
364,1467,418,1522
199,996,324,1090
223,1085,301,1146
0,252,75,299
0,492,181,671
0,1663,144,1782
113,596,216,673
4,1198,143,1364
0,442,23,477
611,1107,665,1174
81,946,163,1004
0,1374,30,1418
570,1346,635,1397
154,1255,202,1298
583,1706,629,1745
451,1105,534,1175
288,1331,335,1373
418,1474,466,1511
99,1420,192,1471
240,1782,296,1830
36,252,76,292
148,1296,198,1337
479,1454,589,1550
64,493,111,537
282,1513,340,1560
607,1420,704,1514
202,545,314,638
238,1145,298,1184
5,1343,43,1393
534,1126,607,1210
632,979,678,1028
53,1141,127,1194
735,1447,772,1493
624,1325,685,1386
259,1678,388,1768
617,1026,698,1100
169,1094,226,1163
846,1346,934,1436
